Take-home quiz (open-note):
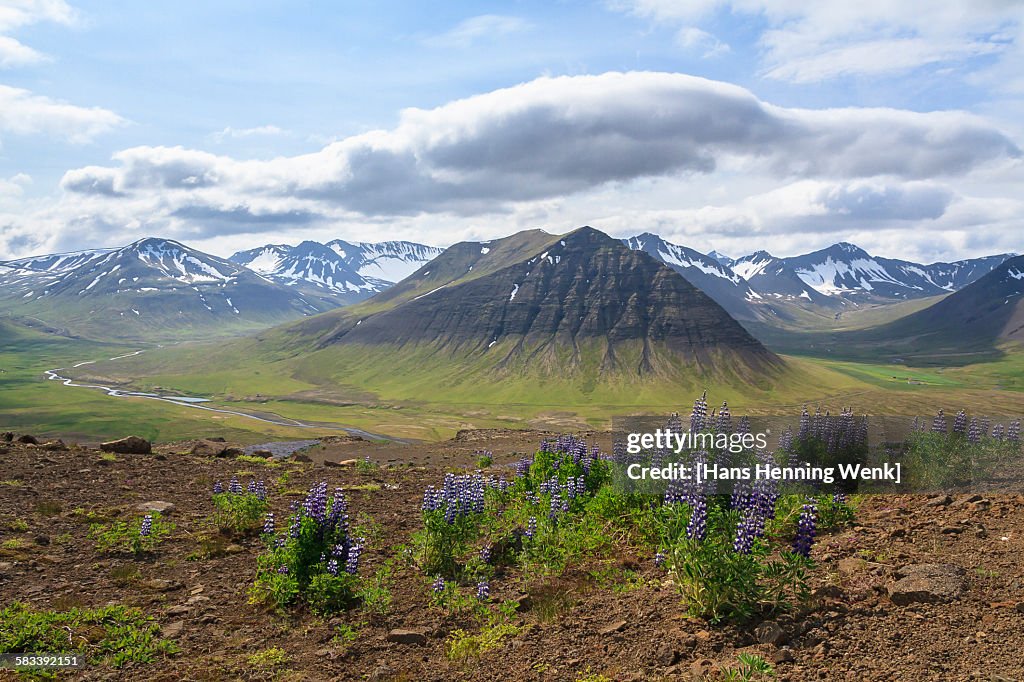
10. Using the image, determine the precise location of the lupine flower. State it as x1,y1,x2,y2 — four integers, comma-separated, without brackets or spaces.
654,551,666,567
1009,419,1021,443
479,545,492,564
967,418,981,444
277,565,289,574
993,423,1005,440
476,580,490,600
525,517,537,539
686,495,707,541
229,476,243,494
431,576,446,594
733,510,756,554
139,514,153,537
212,481,224,494
717,401,732,434
832,492,847,505
953,410,968,434
793,501,818,558
263,512,275,536
690,391,708,433
932,409,947,433
326,558,339,575
346,540,362,574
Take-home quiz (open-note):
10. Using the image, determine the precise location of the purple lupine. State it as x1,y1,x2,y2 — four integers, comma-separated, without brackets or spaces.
346,540,362,574
993,423,1005,441
1009,419,1021,443
793,501,817,558
326,558,339,575
654,551,666,567
139,514,153,537
525,517,537,539
967,418,981,444
263,512,275,536
733,509,756,554
932,409,947,433
277,565,289,575
431,576,446,594
479,545,492,564
731,480,751,512
832,492,847,505
229,476,243,494
690,391,708,433
953,410,968,434
717,402,732,434
212,481,224,494
476,580,490,600
254,480,267,500
686,495,707,541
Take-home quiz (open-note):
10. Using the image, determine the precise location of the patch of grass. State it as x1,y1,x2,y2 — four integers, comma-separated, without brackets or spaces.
712,653,775,681
0,479,23,487
247,647,289,668
1,538,27,549
346,483,382,492
36,500,63,517
445,623,526,661
99,452,118,463
234,455,280,467
90,512,174,556
0,602,178,667
7,518,29,532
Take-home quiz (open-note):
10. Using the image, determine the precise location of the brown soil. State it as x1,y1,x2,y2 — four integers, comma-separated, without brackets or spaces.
1,433,1023,681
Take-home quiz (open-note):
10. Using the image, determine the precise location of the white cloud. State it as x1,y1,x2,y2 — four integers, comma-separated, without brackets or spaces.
0,70,1019,261
676,27,730,58
0,0,76,68
0,84,124,143
209,125,289,143
615,0,1022,83
424,14,531,48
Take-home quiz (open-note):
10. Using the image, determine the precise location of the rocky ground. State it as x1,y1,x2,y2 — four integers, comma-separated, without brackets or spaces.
1,432,1024,681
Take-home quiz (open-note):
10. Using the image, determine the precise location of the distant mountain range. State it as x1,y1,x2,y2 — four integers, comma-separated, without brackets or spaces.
0,230,1015,345
228,239,443,298
0,237,441,340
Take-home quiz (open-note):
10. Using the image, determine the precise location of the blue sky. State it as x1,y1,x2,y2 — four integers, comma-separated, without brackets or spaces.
1,0,1022,262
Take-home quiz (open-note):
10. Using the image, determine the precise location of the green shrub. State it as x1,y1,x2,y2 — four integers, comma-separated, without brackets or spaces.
90,512,173,556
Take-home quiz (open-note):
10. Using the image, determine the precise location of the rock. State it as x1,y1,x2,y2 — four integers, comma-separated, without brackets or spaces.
925,495,952,507
772,648,795,663
208,437,226,443
951,494,983,509
838,557,868,575
166,605,190,616
252,449,274,459
690,659,716,677
100,436,151,454
369,666,394,682
754,620,785,645
386,628,427,645
1016,602,1024,615
599,620,628,635
224,544,244,554
292,453,313,463
813,585,846,601
162,621,184,638
186,595,210,606
888,564,966,605
2,431,13,441
188,439,235,457
0,561,14,573
219,447,244,458
136,501,176,515
40,440,67,451
16,434,39,444
141,578,180,592
940,526,964,534
654,641,678,666
34,535,50,546
324,459,359,468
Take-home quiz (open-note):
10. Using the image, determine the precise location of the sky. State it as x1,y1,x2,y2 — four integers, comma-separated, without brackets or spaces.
0,0,1022,263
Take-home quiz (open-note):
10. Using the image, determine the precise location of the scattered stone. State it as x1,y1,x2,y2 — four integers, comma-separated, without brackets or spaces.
386,628,427,645
186,595,210,606
252,449,274,459
888,564,966,605
951,494,983,509
224,544,244,554
0,561,14,573
690,659,716,677
100,436,151,454
599,620,628,635
219,447,244,458
208,437,226,443
941,526,964,534
39,440,67,451
925,495,952,507
654,642,678,666
324,458,359,468
292,453,313,463
772,648,796,664
754,620,785,645
135,501,176,515
369,666,394,682
162,621,184,638
141,578,180,592
165,605,190,616
2,431,13,441
16,434,39,444
34,535,49,546
813,585,846,601
970,499,991,512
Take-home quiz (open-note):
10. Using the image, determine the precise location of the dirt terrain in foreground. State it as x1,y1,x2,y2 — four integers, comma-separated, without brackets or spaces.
2,432,1024,681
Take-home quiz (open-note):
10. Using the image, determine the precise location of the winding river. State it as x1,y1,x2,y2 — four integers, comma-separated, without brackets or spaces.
45,349,401,442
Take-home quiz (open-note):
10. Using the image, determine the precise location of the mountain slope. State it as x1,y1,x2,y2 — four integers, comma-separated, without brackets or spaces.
860,254,1024,353
276,227,780,389
0,238,338,341
622,233,760,321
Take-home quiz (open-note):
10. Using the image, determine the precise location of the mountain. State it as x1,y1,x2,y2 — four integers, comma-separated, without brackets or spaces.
0,238,340,340
779,242,1014,302
229,238,443,300
729,250,835,307
276,227,780,392
707,250,733,267
857,254,1024,356
622,233,761,321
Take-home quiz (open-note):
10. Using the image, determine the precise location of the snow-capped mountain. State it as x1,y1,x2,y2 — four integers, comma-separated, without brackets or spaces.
780,243,1015,301
0,238,340,340
706,250,733,267
230,239,443,298
729,250,832,306
623,234,761,319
